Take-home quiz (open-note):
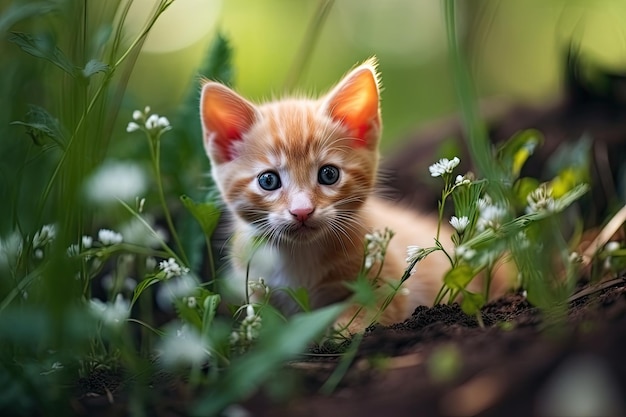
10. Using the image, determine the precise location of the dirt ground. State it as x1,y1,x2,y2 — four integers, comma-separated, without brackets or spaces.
243,278,626,417
75,277,626,417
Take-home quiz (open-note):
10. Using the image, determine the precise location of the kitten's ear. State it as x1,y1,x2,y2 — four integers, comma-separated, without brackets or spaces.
322,58,381,148
200,82,258,164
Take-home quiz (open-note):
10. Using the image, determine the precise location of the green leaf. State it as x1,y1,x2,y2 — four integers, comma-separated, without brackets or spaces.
0,2,56,33
9,32,76,76
460,290,485,315
180,195,221,239
10,105,67,148
131,276,160,307
82,59,109,78
443,265,474,291
497,129,544,181
201,294,221,338
280,287,311,312
192,303,345,416
202,31,235,86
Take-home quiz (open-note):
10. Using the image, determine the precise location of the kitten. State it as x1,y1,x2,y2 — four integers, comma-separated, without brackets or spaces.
199,58,468,332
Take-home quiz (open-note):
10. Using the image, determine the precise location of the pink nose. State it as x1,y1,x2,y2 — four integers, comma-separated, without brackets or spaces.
290,207,314,222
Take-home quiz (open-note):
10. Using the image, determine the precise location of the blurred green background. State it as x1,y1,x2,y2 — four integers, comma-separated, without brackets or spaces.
125,0,626,149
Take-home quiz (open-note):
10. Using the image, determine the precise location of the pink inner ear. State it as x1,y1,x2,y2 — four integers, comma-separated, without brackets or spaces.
326,65,381,147
200,83,257,163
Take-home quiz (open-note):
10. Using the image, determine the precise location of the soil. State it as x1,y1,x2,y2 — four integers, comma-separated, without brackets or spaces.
75,276,626,417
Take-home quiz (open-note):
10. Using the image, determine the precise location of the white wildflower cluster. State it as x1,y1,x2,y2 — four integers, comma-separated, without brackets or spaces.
158,323,209,367
98,229,123,246
406,245,425,264
159,257,190,279
84,161,147,205
450,216,470,234
248,278,269,297
477,195,507,232
405,245,426,275
156,274,198,310
429,157,460,177
88,293,130,328
526,184,557,214
126,106,171,135
33,224,56,249
364,228,394,270
455,244,476,261
32,224,56,259
230,304,263,352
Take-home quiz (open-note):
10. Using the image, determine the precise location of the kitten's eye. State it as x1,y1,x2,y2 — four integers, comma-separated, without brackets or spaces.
318,165,340,185
258,171,281,191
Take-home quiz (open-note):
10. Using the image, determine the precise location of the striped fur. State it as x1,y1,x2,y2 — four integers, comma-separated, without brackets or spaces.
200,59,461,332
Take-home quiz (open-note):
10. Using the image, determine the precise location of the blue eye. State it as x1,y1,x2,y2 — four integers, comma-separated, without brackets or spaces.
258,171,281,191
318,165,340,185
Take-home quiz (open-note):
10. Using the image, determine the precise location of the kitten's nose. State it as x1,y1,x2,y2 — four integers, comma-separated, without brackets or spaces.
290,207,314,222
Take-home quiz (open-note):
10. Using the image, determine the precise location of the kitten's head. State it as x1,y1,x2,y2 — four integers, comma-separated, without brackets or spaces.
199,58,381,245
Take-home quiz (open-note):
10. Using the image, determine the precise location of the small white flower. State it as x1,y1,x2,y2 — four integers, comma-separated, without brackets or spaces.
126,121,141,133
158,323,209,367
156,274,197,310
248,278,269,296
429,157,460,177
455,245,476,260
364,228,394,270
84,161,147,205
246,304,255,319
34,249,43,259
605,241,620,253
185,296,197,308
33,224,56,249
477,201,507,232
98,229,123,245
158,257,190,279
157,116,170,128
526,184,557,214
405,245,425,264
81,235,93,249
89,294,130,327
455,174,471,186
146,114,159,130
132,110,143,121
450,216,470,234
144,106,151,114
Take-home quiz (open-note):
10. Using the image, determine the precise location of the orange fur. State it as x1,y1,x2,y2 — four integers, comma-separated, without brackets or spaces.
199,59,496,333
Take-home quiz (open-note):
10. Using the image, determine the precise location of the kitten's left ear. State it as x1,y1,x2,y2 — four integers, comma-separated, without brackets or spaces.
322,57,381,149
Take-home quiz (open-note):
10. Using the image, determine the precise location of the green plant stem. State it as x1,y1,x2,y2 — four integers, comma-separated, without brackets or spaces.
37,0,175,221
444,0,502,196
320,332,363,395
149,135,189,266
284,0,335,91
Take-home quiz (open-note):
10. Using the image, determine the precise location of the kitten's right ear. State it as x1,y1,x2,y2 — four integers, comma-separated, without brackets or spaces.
200,82,258,164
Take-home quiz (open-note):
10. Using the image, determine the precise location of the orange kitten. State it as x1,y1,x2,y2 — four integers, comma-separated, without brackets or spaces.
199,58,455,332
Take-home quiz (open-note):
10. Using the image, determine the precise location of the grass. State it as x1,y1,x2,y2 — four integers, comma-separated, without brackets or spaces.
0,1,623,416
